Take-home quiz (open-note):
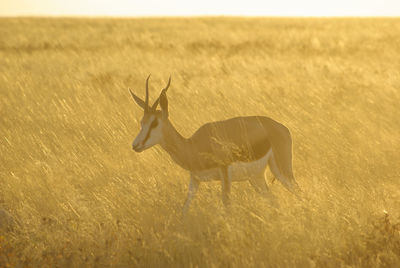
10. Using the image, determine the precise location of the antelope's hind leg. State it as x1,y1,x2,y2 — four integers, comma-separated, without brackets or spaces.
220,167,232,207
249,173,278,207
268,154,301,198
183,174,200,214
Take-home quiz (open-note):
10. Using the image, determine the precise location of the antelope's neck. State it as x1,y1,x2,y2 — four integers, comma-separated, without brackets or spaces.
160,120,194,170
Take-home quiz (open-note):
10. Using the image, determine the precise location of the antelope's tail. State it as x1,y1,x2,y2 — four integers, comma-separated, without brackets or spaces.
268,122,302,195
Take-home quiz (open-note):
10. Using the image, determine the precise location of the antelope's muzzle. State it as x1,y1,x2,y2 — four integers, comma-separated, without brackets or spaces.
132,143,144,152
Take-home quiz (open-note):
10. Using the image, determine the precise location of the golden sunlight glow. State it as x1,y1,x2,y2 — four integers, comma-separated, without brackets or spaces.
1,0,400,16
1,10,400,267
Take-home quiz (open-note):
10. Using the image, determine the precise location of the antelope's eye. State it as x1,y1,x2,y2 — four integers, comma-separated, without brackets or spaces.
150,119,158,129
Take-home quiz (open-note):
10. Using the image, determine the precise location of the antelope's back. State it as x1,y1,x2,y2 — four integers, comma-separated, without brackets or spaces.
188,116,280,166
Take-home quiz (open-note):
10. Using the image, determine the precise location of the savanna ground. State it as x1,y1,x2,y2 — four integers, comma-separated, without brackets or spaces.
0,17,400,267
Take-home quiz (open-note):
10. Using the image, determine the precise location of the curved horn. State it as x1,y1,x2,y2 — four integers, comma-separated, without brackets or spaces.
145,74,151,112
163,75,171,93
151,76,171,111
151,98,160,111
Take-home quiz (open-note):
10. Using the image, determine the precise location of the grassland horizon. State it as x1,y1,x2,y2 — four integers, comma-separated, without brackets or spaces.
0,17,399,267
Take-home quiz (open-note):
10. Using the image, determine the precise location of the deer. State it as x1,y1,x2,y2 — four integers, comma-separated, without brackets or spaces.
129,75,301,213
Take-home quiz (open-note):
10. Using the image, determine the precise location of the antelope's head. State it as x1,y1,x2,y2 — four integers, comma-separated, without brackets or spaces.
129,75,170,152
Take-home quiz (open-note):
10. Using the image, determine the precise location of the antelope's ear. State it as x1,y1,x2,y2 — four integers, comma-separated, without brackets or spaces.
159,91,168,118
129,88,147,110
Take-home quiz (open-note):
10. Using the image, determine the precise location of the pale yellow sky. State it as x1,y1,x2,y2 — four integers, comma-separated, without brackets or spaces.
1,0,399,16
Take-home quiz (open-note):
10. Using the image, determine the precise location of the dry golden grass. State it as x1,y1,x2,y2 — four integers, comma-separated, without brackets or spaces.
0,17,400,267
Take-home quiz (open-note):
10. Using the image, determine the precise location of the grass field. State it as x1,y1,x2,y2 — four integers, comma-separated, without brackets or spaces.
1,17,400,267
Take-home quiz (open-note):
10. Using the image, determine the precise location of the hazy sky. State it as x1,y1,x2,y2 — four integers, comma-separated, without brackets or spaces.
1,0,400,16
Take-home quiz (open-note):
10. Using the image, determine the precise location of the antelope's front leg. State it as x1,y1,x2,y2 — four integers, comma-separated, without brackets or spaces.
183,174,200,214
220,167,231,207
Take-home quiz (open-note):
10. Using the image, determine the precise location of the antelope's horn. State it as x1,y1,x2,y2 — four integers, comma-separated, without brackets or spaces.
163,75,171,92
145,74,151,111
151,76,171,111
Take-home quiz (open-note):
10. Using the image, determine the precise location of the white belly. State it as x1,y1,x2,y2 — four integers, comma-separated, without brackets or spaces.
191,149,272,182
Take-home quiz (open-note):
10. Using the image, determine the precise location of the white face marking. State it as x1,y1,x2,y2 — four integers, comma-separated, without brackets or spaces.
132,115,162,152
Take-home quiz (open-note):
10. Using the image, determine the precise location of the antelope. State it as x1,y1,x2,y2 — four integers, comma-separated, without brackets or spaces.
129,75,300,213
